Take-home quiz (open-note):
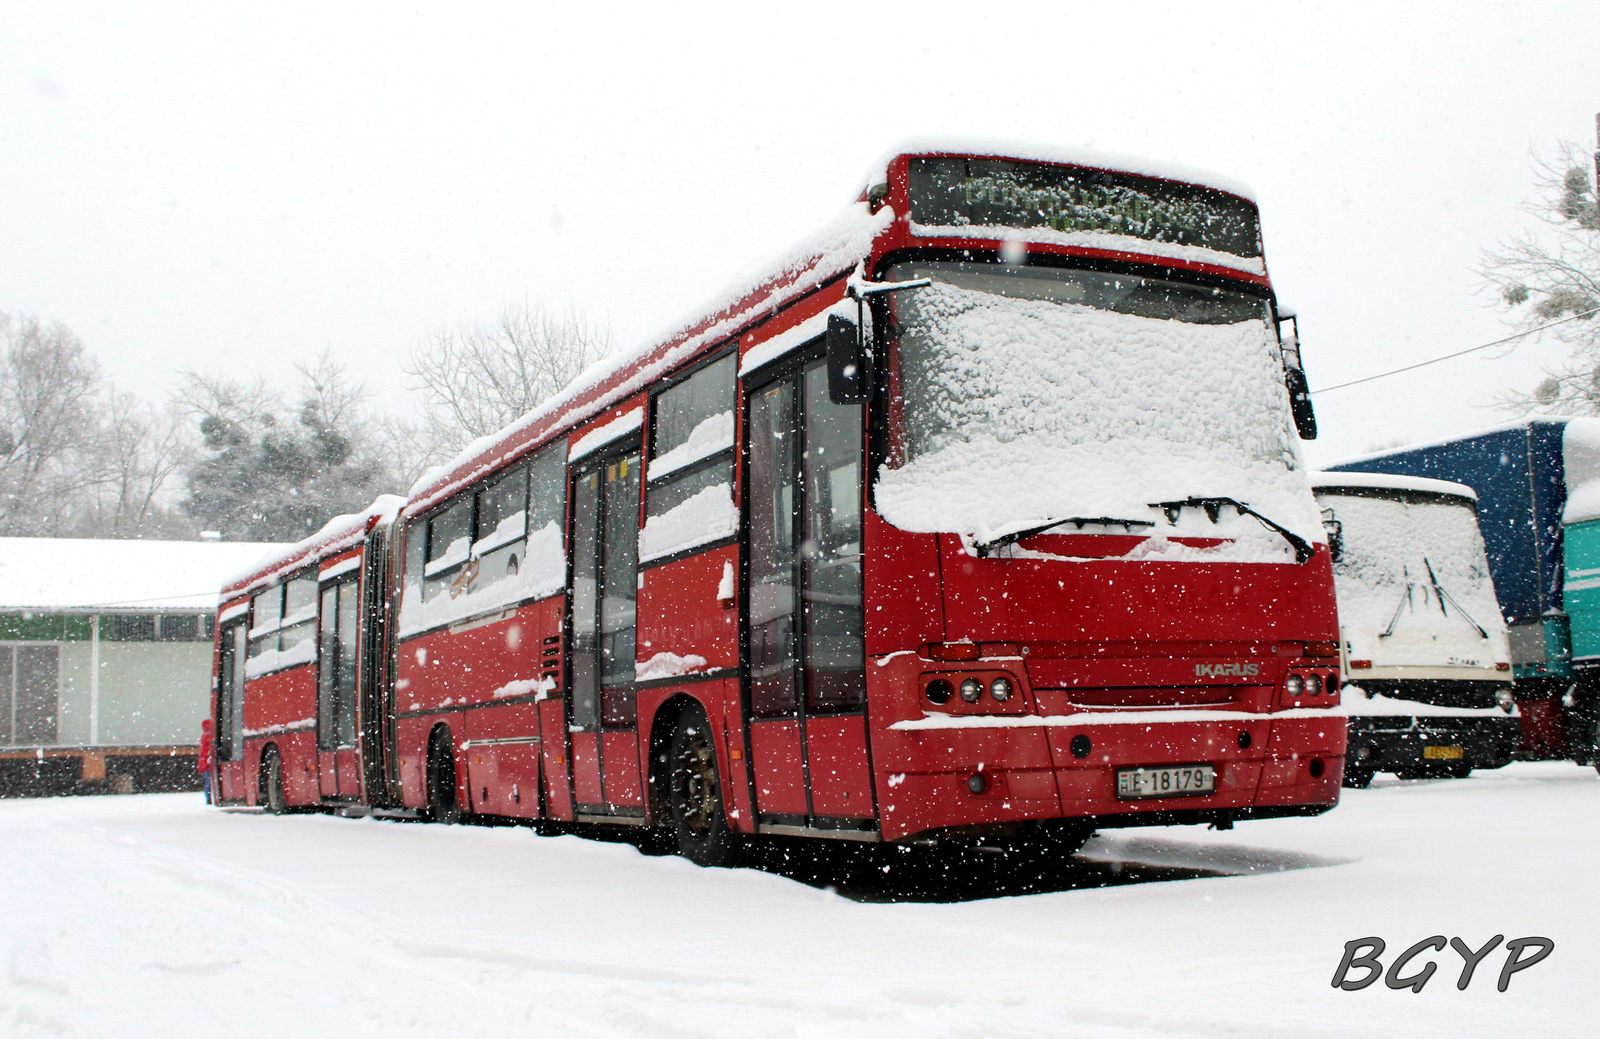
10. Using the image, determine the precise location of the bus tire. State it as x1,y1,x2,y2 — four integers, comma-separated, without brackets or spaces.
666,708,741,868
260,747,286,814
426,727,460,824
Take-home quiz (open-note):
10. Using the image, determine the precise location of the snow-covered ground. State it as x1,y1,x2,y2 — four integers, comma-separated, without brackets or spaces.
1,764,1592,1038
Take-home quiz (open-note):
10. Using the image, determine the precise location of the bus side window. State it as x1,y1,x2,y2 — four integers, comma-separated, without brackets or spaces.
422,497,473,601
525,443,568,588
643,351,736,562
472,463,529,594
403,519,425,610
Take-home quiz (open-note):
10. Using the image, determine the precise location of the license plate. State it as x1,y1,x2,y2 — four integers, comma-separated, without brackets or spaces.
1423,745,1464,760
1116,764,1215,799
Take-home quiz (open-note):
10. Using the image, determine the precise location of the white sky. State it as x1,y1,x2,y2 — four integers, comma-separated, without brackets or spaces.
2,1,1596,467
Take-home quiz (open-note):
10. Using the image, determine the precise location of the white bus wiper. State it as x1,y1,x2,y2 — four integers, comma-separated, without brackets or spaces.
1424,556,1489,638
1151,496,1314,564
973,516,1155,558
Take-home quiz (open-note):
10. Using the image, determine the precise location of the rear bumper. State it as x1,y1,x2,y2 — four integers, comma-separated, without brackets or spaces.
1344,714,1519,774
874,712,1346,842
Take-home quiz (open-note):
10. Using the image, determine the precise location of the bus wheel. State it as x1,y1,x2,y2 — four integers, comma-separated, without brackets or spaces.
426,729,460,824
667,709,741,868
261,748,286,814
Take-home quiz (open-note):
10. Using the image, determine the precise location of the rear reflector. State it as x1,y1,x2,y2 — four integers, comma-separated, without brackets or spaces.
928,642,981,662
1304,641,1340,658
1496,662,1511,672
1349,659,1372,669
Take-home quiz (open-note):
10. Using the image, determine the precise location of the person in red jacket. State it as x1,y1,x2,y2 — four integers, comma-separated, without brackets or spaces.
198,718,215,804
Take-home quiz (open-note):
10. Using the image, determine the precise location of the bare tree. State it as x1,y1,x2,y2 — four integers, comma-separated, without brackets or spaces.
1483,137,1600,413
83,395,197,538
403,303,612,452
0,313,110,535
0,312,198,538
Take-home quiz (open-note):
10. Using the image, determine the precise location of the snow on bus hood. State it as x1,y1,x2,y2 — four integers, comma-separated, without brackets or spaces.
871,287,1320,552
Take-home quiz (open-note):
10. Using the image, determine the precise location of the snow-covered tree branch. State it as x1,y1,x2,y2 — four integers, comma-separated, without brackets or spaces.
1482,140,1600,413
177,354,399,542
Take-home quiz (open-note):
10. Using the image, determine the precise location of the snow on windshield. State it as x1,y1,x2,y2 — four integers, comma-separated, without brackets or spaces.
1316,489,1508,667
873,272,1319,550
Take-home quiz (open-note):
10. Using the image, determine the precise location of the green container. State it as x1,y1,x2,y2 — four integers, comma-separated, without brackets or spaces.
1564,518,1600,665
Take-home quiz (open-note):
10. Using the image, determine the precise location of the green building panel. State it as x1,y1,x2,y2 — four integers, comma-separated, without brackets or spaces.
0,613,94,642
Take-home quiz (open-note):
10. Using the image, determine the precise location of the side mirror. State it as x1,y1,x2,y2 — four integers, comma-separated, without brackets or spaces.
1276,308,1317,440
826,314,868,404
1286,366,1317,440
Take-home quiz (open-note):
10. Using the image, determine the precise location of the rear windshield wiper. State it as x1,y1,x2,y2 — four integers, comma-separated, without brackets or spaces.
1151,496,1314,564
973,516,1155,558
1424,556,1488,638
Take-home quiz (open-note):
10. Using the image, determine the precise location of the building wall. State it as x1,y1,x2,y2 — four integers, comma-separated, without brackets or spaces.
2,611,214,748
96,642,213,744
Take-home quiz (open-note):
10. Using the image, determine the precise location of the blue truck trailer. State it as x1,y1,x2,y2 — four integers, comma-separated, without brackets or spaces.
1327,419,1598,762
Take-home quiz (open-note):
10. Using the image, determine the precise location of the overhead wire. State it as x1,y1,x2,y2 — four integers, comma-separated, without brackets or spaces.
1310,306,1600,394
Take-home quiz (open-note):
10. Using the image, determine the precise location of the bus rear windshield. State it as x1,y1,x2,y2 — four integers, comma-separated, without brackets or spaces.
908,157,1262,259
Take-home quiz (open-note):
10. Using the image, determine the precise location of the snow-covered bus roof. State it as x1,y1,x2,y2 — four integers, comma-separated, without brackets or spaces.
219,495,405,602
0,538,285,613
403,141,1270,523
1309,471,1477,501
402,202,893,518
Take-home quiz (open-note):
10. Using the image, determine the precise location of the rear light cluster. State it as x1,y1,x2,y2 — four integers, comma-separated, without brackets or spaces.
1285,673,1322,697
1283,670,1339,701
926,674,1015,705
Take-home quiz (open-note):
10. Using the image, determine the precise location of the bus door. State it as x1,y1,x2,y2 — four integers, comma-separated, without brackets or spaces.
316,576,361,800
216,621,246,800
568,446,645,816
745,358,874,826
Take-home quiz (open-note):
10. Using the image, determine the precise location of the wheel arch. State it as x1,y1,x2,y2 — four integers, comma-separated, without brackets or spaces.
647,692,711,828
425,720,467,820
255,742,281,805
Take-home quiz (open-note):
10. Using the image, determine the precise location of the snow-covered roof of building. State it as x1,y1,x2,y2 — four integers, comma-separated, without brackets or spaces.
1309,471,1477,501
0,538,287,613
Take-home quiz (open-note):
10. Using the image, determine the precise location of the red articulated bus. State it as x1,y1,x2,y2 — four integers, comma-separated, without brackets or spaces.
211,141,1347,865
